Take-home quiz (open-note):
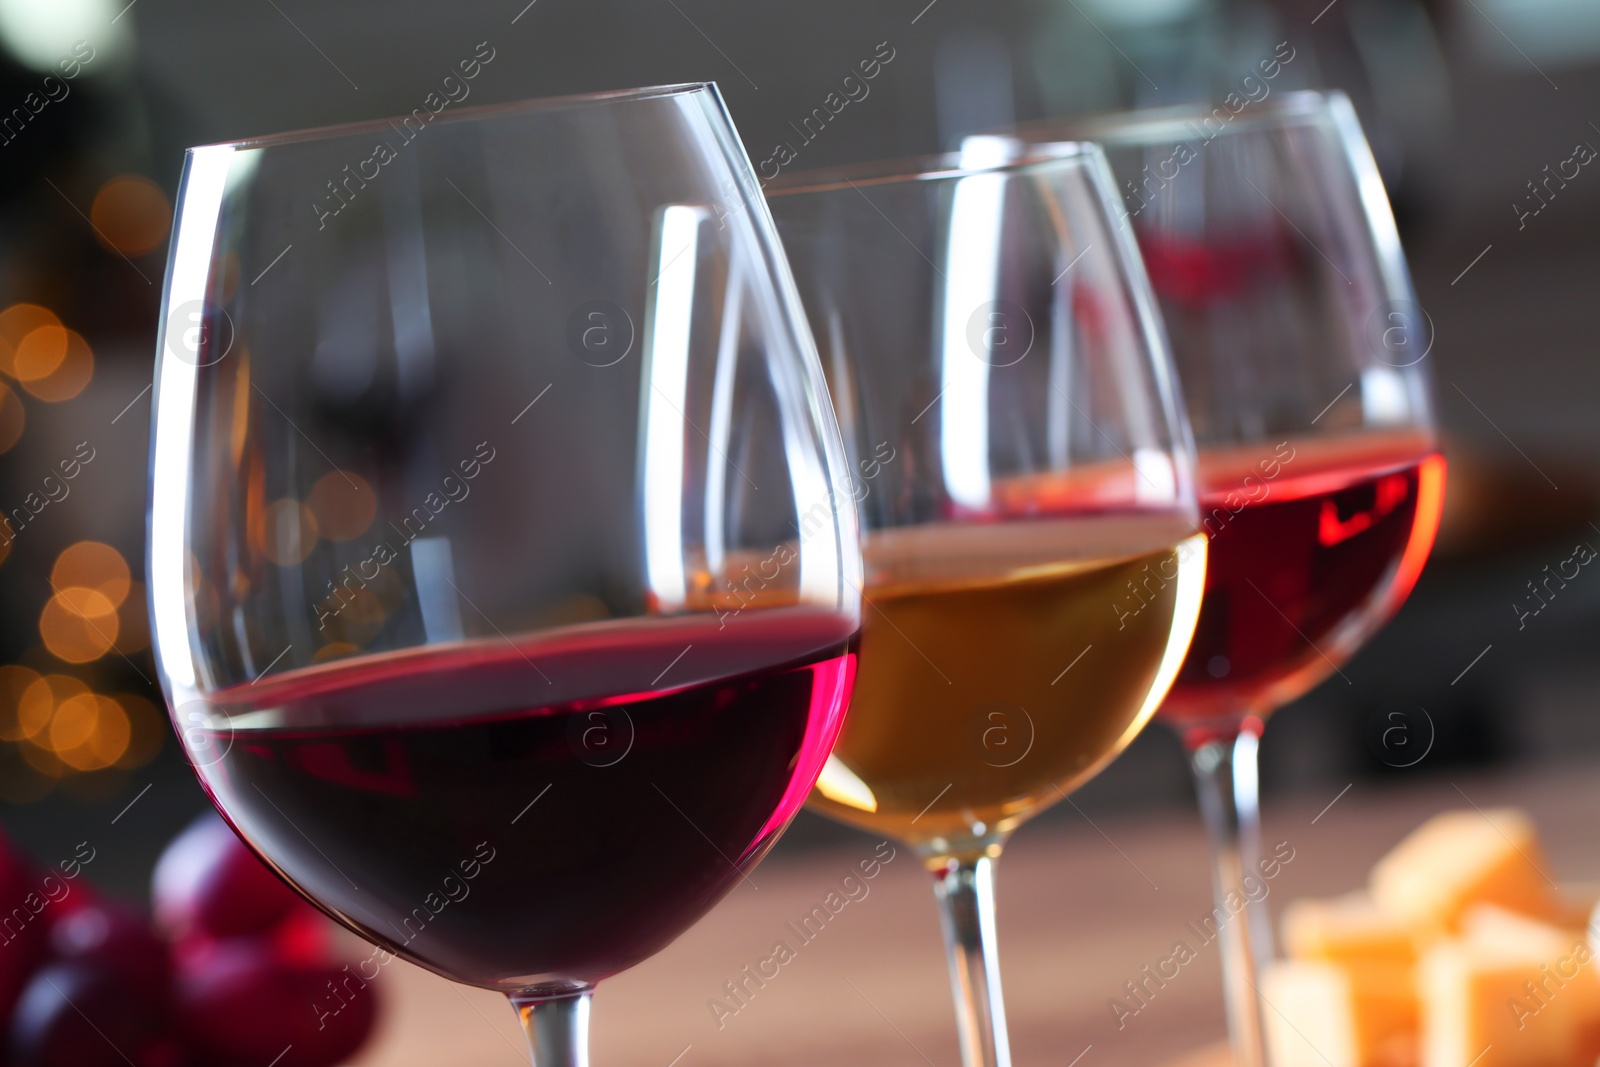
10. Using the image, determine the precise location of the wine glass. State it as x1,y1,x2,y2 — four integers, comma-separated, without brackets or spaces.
767,144,1206,1067
981,91,1444,1067
147,83,863,1067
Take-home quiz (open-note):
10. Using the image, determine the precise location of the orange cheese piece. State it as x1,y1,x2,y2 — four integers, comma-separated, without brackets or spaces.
1461,904,1600,1059
1264,959,1418,1067
1419,936,1587,1067
1371,809,1556,933
1284,892,1422,966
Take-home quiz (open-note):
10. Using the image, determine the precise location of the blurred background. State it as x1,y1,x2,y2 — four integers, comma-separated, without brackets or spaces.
0,0,1594,932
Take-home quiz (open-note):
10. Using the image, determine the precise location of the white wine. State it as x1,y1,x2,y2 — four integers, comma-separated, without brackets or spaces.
812,515,1205,855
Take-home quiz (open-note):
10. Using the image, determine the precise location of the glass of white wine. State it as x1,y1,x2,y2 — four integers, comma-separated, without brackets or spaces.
767,144,1207,1067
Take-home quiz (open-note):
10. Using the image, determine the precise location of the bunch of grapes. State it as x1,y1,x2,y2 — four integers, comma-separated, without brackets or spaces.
0,814,379,1067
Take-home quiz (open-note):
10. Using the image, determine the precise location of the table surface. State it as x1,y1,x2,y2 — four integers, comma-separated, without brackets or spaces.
348,765,1599,1067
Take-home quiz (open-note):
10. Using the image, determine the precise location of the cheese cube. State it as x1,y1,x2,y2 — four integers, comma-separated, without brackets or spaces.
1419,938,1581,1067
1264,959,1418,1067
1371,809,1555,933
1284,892,1422,966
1461,904,1600,1059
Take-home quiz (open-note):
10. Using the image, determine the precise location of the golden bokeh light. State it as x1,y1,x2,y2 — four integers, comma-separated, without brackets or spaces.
40,586,120,663
114,693,165,769
5,673,146,779
90,175,172,257
314,641,359,663
307,470,377,542
261,498,319,566
52,541,132,607
0,303,60,378
49,692,99,750
0,379,23,455
50,693,130,770
0,665,43,741
12,324,66,381
89,698,133,768
21,329,93,402
15,673,88,748
17,678,58,741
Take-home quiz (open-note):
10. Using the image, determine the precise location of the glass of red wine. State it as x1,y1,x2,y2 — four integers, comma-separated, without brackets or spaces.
982,91,1443,1067
146,83,863,1066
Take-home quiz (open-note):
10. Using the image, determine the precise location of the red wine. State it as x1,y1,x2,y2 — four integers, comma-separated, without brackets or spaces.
1157,435,1444,740
188,609,857,993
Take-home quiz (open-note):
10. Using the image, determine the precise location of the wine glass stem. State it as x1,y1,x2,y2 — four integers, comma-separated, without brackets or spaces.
510,988,593,1067
1189,730,1273,1067
931,854,1013,1067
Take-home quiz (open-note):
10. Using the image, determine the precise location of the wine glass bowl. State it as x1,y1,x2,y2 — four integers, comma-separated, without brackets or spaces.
986,93,1442,742
767,145,1204,1067
983,90,1443,1067
148,83,862,1061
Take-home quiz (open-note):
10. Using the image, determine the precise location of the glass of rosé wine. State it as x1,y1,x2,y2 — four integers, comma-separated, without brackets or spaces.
979,90,1444,1067
147,84,863,1067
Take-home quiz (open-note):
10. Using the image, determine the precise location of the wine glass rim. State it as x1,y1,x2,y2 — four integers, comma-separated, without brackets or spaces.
186,82,718,152
764,141,1102,197
995,90,1344,149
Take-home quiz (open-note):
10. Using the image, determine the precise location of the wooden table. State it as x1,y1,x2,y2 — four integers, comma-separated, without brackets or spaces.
350,766,1600,1066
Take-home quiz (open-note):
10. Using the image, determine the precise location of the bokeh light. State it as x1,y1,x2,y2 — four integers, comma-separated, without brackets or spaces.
89,175,173,257
0,0,134,73
20,328,93,401
0,379,24,455
13,673,89,767
49,692,99,750
53,540,131,605
12,323,66,380
0,664,42,740
2,671,152,784
49,693,130,770
40,585,120,663
0,302,59,378
115,692,165,769
307,470,377,542
261,497,318,566
17,674,74,742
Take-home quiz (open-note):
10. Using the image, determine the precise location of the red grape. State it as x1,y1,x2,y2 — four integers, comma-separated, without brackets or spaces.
48,903,172,992
269,903,333,967
0,836,50,1024
152,814,300,940
8,962,177,1067
174,939,376,1067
